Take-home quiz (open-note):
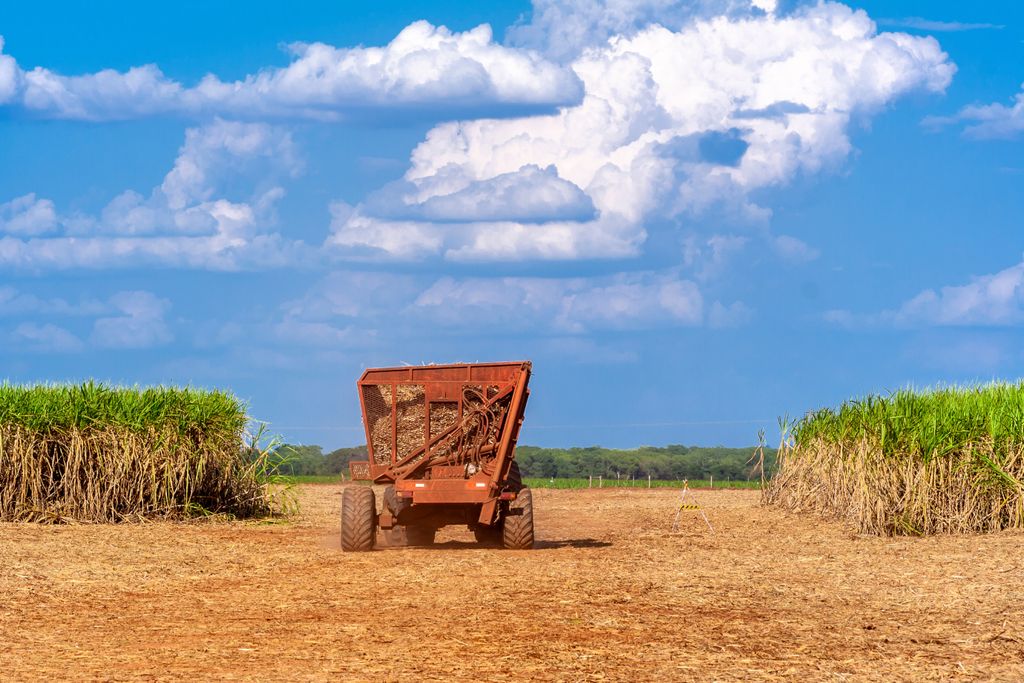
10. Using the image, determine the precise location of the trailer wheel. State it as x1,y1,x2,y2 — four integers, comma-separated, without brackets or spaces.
405,525,436,546
382,485,409,519
340,486,376,552
507,460,524,491
502,487,534,549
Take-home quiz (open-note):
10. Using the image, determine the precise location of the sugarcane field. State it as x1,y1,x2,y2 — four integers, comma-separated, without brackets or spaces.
1,373,1023,681
5,1,1024,681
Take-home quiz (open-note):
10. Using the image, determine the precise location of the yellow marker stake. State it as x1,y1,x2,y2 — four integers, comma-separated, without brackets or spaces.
672,479,714,533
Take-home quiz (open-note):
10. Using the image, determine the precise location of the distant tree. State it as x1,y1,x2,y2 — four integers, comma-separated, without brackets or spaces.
274,442,774,480
271,444,324,475
322,445,368,475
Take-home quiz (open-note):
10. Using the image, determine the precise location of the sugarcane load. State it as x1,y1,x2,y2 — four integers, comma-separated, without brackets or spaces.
340,361,534,550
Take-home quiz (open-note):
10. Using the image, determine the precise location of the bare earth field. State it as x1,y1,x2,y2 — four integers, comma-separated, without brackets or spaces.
1,485,1022,682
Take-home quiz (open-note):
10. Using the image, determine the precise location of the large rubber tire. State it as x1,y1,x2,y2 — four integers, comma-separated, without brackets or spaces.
502,487,535,549
405,525,436,546
340,486,376,552
382,485,409,518
506,460,524,491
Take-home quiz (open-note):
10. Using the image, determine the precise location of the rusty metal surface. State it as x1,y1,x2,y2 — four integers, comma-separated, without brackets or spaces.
348,460,371,481
356,361,531,527
430,465,467,479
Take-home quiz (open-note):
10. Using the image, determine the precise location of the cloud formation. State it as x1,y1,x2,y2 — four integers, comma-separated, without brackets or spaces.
90,291,173,349
328,2,955,263
926,83,1024,139
878,17,1004,32
2,288,173,352
0,23,581,122
0,120,311,270
0,194,57,236
826,258,1024,328
414,271,705,332
894,259,1024,327
507,0,768,62
281,268,736,344
0,287,107,317
0,1,959,285
10,323,84,353
363,164,597,224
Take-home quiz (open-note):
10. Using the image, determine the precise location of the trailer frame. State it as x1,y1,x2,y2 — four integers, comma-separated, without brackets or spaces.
346,361,532,542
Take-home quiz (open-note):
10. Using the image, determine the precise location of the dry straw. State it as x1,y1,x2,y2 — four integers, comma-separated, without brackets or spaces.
763,383,1024,535
0,382,276,522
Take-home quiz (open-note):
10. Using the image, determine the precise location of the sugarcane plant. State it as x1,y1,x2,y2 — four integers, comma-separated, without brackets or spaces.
0,382,286,522
763,383,1024,535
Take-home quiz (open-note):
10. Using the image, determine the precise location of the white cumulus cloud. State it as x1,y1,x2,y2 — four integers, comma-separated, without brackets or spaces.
0,194,58,236
0,120,312,270
826,258,1024,328
0,36,19,104
363,164,596,223
0,22,581,122
327,2,955,263
894,259,1024,326
926,83,1024,139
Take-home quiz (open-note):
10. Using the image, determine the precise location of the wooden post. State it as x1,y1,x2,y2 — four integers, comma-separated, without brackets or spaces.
710,474,714,489
599,475,603,488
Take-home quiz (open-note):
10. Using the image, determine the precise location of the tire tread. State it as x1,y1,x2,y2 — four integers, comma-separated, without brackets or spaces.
341,486,376,551
502,487,534,549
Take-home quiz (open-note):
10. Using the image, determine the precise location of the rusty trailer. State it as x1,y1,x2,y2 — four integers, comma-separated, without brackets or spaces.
341,361,533,551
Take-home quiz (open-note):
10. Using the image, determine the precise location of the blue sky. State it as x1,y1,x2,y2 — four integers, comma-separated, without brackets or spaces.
1,0,1022,449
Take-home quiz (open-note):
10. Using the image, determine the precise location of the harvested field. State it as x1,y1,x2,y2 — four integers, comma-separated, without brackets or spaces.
1,486,1022,681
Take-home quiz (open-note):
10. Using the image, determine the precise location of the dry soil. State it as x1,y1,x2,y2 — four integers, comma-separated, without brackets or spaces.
1,485,1022,681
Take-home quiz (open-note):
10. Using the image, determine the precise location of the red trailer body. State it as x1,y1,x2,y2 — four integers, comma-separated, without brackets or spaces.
340,361,534,551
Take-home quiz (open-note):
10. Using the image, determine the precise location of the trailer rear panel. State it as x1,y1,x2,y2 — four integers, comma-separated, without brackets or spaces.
341,361,534,550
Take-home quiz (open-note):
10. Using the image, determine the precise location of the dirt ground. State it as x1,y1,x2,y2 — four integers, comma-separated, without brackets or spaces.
1,485,1022,682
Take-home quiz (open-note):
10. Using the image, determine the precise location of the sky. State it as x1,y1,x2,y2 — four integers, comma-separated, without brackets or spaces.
1,0,1022,450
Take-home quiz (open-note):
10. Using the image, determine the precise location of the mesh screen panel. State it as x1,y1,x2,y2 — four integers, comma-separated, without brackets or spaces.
363,384,393,465
364,380,516,473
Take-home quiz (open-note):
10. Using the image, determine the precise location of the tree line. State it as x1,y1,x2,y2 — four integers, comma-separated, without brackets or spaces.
266,444,367,476
270,443,775,481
